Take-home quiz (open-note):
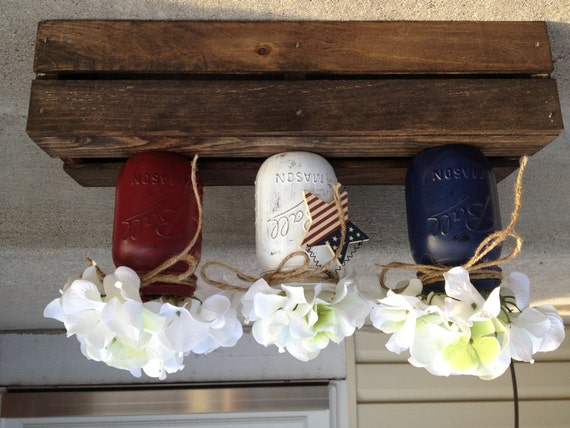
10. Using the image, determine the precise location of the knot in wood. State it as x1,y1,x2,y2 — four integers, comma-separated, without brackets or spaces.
257,45,272,56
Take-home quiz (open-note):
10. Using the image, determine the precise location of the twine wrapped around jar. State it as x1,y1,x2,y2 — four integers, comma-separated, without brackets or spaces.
137,155,202,291
379,156,528,293
200,183,347,291
85,155,202,299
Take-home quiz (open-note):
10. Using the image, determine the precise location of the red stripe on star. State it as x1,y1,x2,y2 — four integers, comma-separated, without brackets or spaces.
302,191,349,246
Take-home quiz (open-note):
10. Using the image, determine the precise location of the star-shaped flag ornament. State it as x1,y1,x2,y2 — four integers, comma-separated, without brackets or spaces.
301,188,369,267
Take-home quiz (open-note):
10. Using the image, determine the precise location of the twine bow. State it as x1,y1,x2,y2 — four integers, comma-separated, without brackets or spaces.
379,156,528,292
139,155,202,289
85,155,202,293
200,183,347,291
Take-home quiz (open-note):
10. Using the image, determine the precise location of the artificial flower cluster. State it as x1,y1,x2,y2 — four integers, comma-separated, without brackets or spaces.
370,266,565,380
44,261,565,381
241,275,372,361
44,263,242,380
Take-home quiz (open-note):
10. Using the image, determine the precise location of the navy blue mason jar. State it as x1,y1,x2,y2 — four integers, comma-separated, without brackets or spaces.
405,144,502,292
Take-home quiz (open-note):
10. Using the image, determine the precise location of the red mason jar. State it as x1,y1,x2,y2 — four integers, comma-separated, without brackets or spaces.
112,152,203,299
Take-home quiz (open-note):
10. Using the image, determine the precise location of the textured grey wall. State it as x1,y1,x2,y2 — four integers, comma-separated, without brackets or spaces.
1,1,569,331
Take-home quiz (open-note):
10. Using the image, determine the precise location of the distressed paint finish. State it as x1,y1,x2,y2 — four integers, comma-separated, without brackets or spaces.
255,152,337,273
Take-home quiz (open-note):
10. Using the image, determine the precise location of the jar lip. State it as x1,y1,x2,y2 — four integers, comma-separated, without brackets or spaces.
139,282,197,301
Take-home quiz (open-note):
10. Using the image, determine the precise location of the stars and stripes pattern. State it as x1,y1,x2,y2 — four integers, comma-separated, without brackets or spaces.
301,189,368,266
302,190,349,247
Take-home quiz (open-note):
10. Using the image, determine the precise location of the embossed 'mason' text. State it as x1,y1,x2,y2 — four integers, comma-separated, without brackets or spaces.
131,172,190,188
275,172,325,184
432,167,484,181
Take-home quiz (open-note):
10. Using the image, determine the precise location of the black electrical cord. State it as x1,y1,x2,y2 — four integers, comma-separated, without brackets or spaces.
510,360,519,428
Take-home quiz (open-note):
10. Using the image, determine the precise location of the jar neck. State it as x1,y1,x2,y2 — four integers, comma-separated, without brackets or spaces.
139,278,197,302
420,266,502,294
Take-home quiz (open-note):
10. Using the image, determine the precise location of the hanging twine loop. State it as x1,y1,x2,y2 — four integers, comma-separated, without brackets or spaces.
379,156,528,292
85,155,203,293
138,154,202,290
200,183,347,291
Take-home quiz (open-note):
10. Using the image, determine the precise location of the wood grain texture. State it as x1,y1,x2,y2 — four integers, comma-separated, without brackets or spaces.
34,21,553,75
28,21,563,186
62,158,521,187
27,79,562,158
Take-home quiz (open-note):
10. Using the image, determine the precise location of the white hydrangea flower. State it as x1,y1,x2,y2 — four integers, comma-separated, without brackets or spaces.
369,267,564,380
241,279,283,324
44,262,245,380
241,275,371,361
44,271,115,353
443,267,502,329
191,294,244,354
408,318,464,377
502,272,565,363
419,267,512,379
370,279,441,354
434,318,511,380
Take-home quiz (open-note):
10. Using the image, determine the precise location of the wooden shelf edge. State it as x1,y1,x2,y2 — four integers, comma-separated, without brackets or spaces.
34,21,554,76
62,157,521,187
28,21,562,188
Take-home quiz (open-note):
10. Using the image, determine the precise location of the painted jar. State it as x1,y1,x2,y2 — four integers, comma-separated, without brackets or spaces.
112,151,202,298
405,144,502,291
255,152,338,274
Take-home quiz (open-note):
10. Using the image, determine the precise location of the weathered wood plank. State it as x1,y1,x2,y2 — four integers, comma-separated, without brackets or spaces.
34,21,553,75
27,79,562,159
28,21,562,186
62,158,521,187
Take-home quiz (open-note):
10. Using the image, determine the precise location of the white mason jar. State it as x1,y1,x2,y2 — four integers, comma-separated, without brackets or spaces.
255,152,338,274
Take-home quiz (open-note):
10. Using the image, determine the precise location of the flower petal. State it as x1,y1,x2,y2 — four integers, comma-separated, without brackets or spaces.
103,267,141,302
112,266,142,301
282,284,311,305
81,266,103,289
472,336,502,366
200,295,231,322
285,334,328,361
444,267,479,303
254,293,288,318
288,310,316,339
476,286,502,320
443,336,478,372
61,279,104,314
252,311,289,347
43,298,65,322
159,303,210,353
385,315,417,354
505,272,531,310
241,279,280,322
535,305,565,353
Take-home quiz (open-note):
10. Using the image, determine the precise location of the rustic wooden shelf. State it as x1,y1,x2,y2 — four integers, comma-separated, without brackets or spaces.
27,21,563,186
